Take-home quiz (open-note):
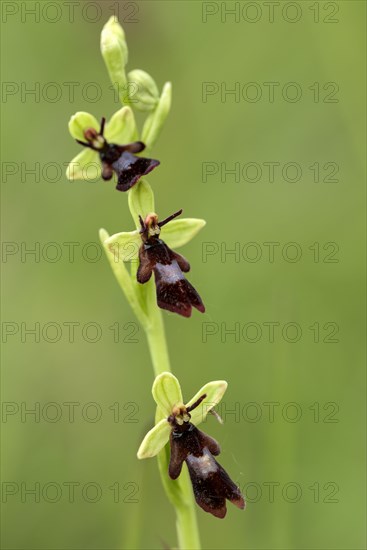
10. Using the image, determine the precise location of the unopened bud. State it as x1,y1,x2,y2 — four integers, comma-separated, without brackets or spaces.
142,82,172,150
101,16,128,103
128,69,159,112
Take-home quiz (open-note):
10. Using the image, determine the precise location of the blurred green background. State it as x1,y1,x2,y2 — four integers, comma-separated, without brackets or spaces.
1,1,366,549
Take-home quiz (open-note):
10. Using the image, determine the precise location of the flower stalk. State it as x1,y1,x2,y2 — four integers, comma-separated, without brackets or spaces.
67,15,241,550
145,282,171,376
98,16,203,549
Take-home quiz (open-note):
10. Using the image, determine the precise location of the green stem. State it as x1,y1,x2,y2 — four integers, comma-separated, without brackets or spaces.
98,16,199,550
176,500,201,550
157,440,201,550
145,279,171,376
175,467,201,550
145,280,201,550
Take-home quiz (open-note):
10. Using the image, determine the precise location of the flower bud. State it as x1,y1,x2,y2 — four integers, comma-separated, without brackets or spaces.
127,69,159,112
142,82,172,150
101,16,128,103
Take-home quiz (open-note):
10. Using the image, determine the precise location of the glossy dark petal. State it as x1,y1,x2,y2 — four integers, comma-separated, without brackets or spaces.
197,429,221,456
122,141,145,154
171,250,190,273
137,241,204,317
168,433,188,480
101,162,113,181
156,274,205,318
113,152,160,192
168,423,245,518
187,454,245,518
137,246,153,283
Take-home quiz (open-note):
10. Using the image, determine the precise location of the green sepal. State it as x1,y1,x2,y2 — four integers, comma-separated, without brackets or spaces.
161,218,206,250
128,179,155,229
152,372,184,416
104,231,141,261
68,112,99,141
137,418,171,459
106,106,138,143
99,228,148,329
66,149,100,181
186,380,228,427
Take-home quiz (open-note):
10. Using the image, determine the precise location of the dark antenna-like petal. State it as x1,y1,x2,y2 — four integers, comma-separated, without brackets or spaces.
158,209,183,228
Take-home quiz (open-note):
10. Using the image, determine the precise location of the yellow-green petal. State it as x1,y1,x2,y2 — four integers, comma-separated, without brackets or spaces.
137,418,171,459
66,149,100,181
104,230,141,262
152,372,184,416
186,380,228,427
68,112,99,141
161,218,206,249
